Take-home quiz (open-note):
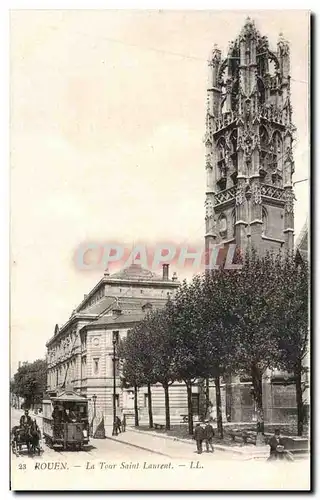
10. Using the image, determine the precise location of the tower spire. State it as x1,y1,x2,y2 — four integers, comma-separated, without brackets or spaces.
205,18,294,257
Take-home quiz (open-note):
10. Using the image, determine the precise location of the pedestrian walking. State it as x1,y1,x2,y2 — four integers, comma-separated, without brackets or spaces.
204,419,215,452
121,414,126,433
193,422,205,454
115,416,122,434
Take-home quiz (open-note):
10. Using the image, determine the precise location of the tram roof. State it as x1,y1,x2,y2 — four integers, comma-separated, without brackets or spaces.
50,390,88,403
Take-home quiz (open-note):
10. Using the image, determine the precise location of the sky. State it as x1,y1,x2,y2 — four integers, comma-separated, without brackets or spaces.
10,10,309,372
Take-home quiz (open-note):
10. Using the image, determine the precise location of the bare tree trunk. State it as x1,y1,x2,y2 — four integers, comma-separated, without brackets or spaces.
205,378,210,418
214,376,223,439
251,365,264,445
134,384,139,427
163,382,170,430
295,360,304,436
186,382,194,435
147,382,153,429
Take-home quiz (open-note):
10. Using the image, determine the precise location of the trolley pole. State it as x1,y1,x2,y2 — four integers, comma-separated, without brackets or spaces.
93,394,97,420
112,334,117,436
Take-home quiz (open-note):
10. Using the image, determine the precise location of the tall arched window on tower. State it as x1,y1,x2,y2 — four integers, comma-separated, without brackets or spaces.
257,78,266,107
231,209,236,238
218,214,227,239
259,125,269,182
230,129,238,185
216,137,227,191
231,79,239,113
262,208,268,235
271,131,283,186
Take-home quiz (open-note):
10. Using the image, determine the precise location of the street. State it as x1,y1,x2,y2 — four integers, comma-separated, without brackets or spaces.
10,408,310,491
11,408,157,462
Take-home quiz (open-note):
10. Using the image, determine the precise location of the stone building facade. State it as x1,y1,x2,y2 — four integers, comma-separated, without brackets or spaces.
46,264,194,430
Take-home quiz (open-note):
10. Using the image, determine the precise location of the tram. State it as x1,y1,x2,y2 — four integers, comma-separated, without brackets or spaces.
42,390,89,450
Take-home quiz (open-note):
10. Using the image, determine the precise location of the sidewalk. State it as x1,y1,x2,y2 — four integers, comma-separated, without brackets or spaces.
107,427,269,461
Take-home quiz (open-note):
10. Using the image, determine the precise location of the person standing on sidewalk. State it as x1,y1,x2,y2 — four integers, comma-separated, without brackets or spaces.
193,423,205,454
122,414,126,433
204,419,215,453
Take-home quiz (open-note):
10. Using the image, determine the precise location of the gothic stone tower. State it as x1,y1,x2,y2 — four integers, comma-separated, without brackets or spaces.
205,18,295,258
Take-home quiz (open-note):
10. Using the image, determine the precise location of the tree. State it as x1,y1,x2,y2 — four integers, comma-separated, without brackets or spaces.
119,318,160,429
228,250,283,444
167,278,209,435
272,253,309,436
144,307,179,431
119,332,145,428
198,267,240,439
12,359,47,408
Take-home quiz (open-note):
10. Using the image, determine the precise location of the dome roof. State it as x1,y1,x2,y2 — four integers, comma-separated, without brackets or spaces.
109,263,163,282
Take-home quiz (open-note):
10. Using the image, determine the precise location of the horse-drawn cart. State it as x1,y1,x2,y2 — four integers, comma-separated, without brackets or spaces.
11,420,42,457
42,390,89,450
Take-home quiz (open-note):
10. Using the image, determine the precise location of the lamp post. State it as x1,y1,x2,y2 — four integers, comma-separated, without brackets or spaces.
93,394,97,420
90,393,97,438
112,333,117,436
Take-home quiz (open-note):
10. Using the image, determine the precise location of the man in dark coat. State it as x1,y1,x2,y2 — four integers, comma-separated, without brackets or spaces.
115,416,122,434
193,423,205,454
204,420,215,452
20,409,32,429
121,414,126,433
268,429,285,460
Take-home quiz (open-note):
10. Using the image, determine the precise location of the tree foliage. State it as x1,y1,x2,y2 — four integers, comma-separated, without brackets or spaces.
118,249,309,438
11,359,47,407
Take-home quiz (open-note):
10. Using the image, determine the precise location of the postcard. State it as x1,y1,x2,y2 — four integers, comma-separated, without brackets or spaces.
10,9,310,491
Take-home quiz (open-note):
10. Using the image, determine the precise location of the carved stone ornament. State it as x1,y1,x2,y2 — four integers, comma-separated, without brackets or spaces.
237,134,244,151
284,190,295,214
239,17,259,42
253,185,262,205
277,33,290,56
205,198,214,220
244,133,253,158
284,146,293,164
203,131,212,147
205,153,212,169
253,133,260,151
209,44,222,65
236,186,245,206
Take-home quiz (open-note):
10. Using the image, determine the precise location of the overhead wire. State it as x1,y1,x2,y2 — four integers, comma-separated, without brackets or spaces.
72,30,307,85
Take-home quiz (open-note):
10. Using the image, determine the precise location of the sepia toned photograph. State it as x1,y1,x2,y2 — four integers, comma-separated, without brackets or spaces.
10,9,310,491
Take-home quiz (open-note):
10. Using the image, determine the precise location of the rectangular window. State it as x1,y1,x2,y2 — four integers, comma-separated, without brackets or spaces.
191,394,200,416
144,394,148,408
112,331,120,346
93,357,99,375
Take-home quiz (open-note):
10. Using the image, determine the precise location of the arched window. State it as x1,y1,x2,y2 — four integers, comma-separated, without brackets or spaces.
259,126,269,181
219,214,227,238
217,137,226,160
216,137,227,191
262,208,268,235
231,209,236,238
231,79,239,112
257,78,266,106
229,129,238,184
272,131,283,173
259,126,268,149
230,129,237,154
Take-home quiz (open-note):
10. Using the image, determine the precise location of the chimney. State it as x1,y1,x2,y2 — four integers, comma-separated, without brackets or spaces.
162,264,169,280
